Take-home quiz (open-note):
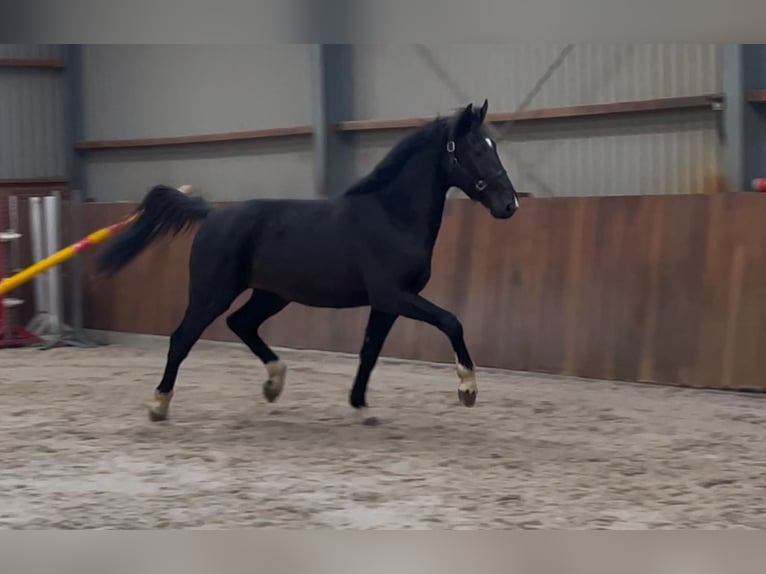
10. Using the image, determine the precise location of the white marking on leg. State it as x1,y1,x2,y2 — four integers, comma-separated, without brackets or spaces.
263,360,287,402
455,355,478,406
456,362,478,394
148,390,173,422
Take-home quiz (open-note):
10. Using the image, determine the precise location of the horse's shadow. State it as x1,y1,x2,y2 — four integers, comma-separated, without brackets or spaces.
122,403,496,459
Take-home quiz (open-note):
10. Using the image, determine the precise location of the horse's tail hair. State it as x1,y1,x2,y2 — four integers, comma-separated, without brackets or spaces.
96,184,211,275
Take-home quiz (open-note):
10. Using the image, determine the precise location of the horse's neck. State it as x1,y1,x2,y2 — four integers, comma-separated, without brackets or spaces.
383,146,449,250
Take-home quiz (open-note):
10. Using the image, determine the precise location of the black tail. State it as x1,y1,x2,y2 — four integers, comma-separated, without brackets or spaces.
96,184,211,275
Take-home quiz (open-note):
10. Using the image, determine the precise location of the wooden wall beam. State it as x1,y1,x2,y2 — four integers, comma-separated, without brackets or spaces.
0,58,65,69
336,94,723,132
74,126,314,151
0,177,68,188
73,94,723,152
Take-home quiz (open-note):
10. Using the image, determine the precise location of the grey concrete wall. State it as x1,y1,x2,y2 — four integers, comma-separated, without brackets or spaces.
85,138,314,203
80,45,316,202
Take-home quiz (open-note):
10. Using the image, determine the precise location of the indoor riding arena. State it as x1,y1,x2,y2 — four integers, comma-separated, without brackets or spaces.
2,44,766,530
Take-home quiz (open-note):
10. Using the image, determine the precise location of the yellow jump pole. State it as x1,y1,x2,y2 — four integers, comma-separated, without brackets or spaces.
0,185,192,298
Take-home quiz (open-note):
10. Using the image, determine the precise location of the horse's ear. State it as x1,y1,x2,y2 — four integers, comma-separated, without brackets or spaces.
479,99,488,122
455,103,474,136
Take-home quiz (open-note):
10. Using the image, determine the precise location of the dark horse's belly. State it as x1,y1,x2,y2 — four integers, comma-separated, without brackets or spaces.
252,272,370,308
249,239,370,309
282,288,370,309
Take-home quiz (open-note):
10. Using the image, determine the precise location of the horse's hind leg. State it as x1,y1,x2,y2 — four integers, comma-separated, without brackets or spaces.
150,280,240,422
226,289,289,403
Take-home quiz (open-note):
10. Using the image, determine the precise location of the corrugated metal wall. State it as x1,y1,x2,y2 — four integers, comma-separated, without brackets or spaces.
352,110,719,197
81,45,316,202
352,44,721,118
0,44,67,179
350,44,723,197
497,109,721,197
0,43,729,198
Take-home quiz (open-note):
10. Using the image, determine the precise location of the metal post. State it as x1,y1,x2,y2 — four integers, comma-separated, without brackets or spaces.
70,188,86,338
0,193,9,342
722,44,745,192
26,196,52,337
37,190,96,350
742,44,766,188
8,195,19,276
7,195,19,340
64,45,96,347
311,44,328,197
43,192,62,337
311,44,356,198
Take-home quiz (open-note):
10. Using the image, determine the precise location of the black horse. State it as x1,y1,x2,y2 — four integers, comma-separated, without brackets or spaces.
97,100,519,422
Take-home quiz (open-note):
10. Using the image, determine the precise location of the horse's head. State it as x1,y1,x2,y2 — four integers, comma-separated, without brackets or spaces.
445,100,519,219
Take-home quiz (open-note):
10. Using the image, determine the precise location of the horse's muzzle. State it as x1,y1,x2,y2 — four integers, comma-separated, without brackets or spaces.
491,199,517,219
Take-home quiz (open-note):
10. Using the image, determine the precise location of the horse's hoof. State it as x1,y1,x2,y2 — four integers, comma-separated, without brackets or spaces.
147,405,169,422
456,362,478,408
263,361,286,403
262,380,281,403
458,387,477,407
147,390,173,422
349,394,367,410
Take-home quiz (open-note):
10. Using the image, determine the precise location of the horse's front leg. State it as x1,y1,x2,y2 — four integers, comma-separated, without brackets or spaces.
370,290,478,407
350,309,398,409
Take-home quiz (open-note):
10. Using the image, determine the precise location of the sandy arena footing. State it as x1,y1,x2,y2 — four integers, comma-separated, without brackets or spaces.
1,338,766,529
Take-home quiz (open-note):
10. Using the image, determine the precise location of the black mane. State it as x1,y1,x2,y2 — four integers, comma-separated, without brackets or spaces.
342,117,448,197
